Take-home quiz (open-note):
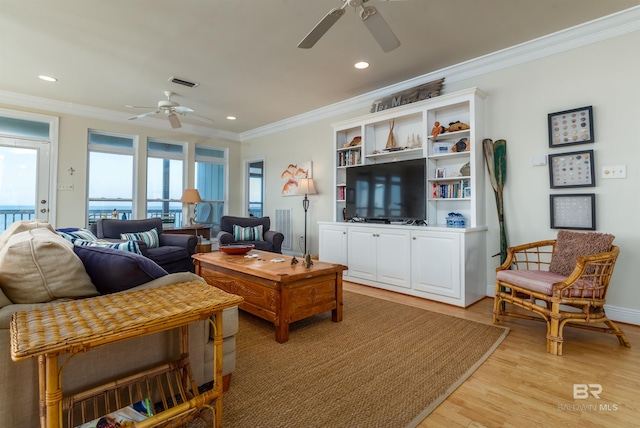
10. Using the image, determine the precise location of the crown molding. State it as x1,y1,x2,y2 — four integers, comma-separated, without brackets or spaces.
1,7,638,143
0,90,241,142
240,6,640,141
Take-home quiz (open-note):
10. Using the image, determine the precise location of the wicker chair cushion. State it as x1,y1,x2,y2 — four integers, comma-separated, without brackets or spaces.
497,270,601,298
74,245,168,294
0,227,98,303
549,230,614,277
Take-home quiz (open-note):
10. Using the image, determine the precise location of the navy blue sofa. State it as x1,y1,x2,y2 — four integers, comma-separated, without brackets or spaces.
90,218,197,273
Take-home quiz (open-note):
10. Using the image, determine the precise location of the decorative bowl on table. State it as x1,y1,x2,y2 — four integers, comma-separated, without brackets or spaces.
218,244,255,255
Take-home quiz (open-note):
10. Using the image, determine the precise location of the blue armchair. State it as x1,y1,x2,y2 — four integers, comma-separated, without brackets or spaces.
91,218,197,273
217,216,284,253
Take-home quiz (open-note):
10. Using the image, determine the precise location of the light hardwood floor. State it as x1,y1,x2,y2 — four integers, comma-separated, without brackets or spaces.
343,281,640,428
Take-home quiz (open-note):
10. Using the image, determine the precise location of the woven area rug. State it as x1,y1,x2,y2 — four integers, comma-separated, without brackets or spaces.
221,291,508,428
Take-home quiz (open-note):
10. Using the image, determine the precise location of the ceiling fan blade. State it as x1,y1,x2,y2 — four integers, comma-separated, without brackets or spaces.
298,6,347,49
173,106,194,113
167,113,182,129
128,110,160,120
126,104,156,109
360,6,400,52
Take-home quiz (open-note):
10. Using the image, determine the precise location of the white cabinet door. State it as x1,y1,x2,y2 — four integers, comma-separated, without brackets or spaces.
411,231,461,299
347,227,378,281
376,228,411,288
318,224,348,272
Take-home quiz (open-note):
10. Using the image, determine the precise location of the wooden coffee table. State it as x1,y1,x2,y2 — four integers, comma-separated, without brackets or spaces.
193,251,347,343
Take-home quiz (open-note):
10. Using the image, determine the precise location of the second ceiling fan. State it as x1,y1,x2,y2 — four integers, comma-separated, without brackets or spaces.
127,91,214,129
298,0,401,53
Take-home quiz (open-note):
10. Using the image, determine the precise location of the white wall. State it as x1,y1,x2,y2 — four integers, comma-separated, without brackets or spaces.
241,30,640,313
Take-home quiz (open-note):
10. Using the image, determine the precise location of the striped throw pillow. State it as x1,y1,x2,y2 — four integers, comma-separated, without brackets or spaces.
57,228,99,243
73,239,142,254
233,224,263,241
120,228,160,249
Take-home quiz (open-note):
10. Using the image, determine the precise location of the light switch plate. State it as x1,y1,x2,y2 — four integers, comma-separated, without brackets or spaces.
601,165,626,179
531,155,547,166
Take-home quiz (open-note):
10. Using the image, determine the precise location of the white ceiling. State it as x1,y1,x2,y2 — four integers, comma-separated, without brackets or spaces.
1,0,638,135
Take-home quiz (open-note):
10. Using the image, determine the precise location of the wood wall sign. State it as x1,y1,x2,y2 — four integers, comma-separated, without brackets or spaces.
370,78,444,113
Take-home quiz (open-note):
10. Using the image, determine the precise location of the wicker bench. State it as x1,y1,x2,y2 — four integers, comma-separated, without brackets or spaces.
10,281,243,428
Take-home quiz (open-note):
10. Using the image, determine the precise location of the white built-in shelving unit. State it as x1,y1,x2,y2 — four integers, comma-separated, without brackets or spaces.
321,88,488,307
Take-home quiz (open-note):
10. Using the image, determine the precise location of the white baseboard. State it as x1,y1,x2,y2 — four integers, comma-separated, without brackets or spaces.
485,284,640,326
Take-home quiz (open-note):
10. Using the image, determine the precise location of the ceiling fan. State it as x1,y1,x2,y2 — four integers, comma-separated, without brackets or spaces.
126,91,214,129
298,0,401,53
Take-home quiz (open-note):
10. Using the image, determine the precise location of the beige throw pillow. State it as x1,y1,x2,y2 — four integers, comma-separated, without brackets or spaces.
549,230,615,277
0,227,98,303
0,219,56,249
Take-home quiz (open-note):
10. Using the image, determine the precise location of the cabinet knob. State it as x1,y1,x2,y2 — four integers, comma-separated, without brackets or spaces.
412,236,416,240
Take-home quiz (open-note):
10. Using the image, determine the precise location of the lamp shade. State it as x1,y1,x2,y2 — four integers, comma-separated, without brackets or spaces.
296,178,317,196
180,189,202,203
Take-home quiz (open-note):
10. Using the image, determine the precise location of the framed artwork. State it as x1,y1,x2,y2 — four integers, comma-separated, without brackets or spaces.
548,149,595,188
550,193,596,230
281,161,312,196
548,105,594,147
435,167,446,178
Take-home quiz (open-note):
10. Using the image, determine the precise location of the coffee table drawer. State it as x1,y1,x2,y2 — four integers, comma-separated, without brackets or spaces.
198,265,279,322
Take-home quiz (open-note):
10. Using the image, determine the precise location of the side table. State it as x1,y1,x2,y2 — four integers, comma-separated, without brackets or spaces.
10,281,242,428
164,226,211,240
196,239,213,253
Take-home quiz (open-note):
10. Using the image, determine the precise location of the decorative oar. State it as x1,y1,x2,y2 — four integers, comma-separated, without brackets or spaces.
483,139,508,264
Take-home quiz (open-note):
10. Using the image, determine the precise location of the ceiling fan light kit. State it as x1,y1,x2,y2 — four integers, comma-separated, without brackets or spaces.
298,0,401,52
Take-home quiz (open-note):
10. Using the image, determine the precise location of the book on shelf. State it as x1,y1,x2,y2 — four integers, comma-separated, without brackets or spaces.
338,149,361,167
431,181,470,199
75,398,153,428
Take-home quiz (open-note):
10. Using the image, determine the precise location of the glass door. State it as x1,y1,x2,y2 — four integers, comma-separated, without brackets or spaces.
0,137,51,233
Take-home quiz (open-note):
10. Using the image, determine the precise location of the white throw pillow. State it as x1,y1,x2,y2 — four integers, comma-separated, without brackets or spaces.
0,227,98,304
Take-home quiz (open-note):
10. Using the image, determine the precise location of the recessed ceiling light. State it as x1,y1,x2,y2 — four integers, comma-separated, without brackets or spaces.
354,62,369,70
226,116,237,120
38,75,58,82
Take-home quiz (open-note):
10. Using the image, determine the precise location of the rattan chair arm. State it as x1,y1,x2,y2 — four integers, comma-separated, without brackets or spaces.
497,239,557,271
551,245,620,296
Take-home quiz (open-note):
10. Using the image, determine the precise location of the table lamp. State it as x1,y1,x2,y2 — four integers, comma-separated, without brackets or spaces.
180,189,202,227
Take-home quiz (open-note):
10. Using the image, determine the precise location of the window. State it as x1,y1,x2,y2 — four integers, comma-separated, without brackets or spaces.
195,146,226,234
0,116,50,139
248,160,264,217
147,139,184,227
87,131,135,224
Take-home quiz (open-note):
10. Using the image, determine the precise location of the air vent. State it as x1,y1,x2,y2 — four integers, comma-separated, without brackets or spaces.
168,76,199,88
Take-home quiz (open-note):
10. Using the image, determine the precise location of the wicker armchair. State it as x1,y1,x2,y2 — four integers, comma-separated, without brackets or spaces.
493,231,630,356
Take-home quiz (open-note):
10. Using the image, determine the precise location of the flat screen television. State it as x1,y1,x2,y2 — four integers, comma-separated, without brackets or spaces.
345,158,426,223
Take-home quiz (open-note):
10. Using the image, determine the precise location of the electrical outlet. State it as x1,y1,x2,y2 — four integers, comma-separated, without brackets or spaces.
601,165,627,179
